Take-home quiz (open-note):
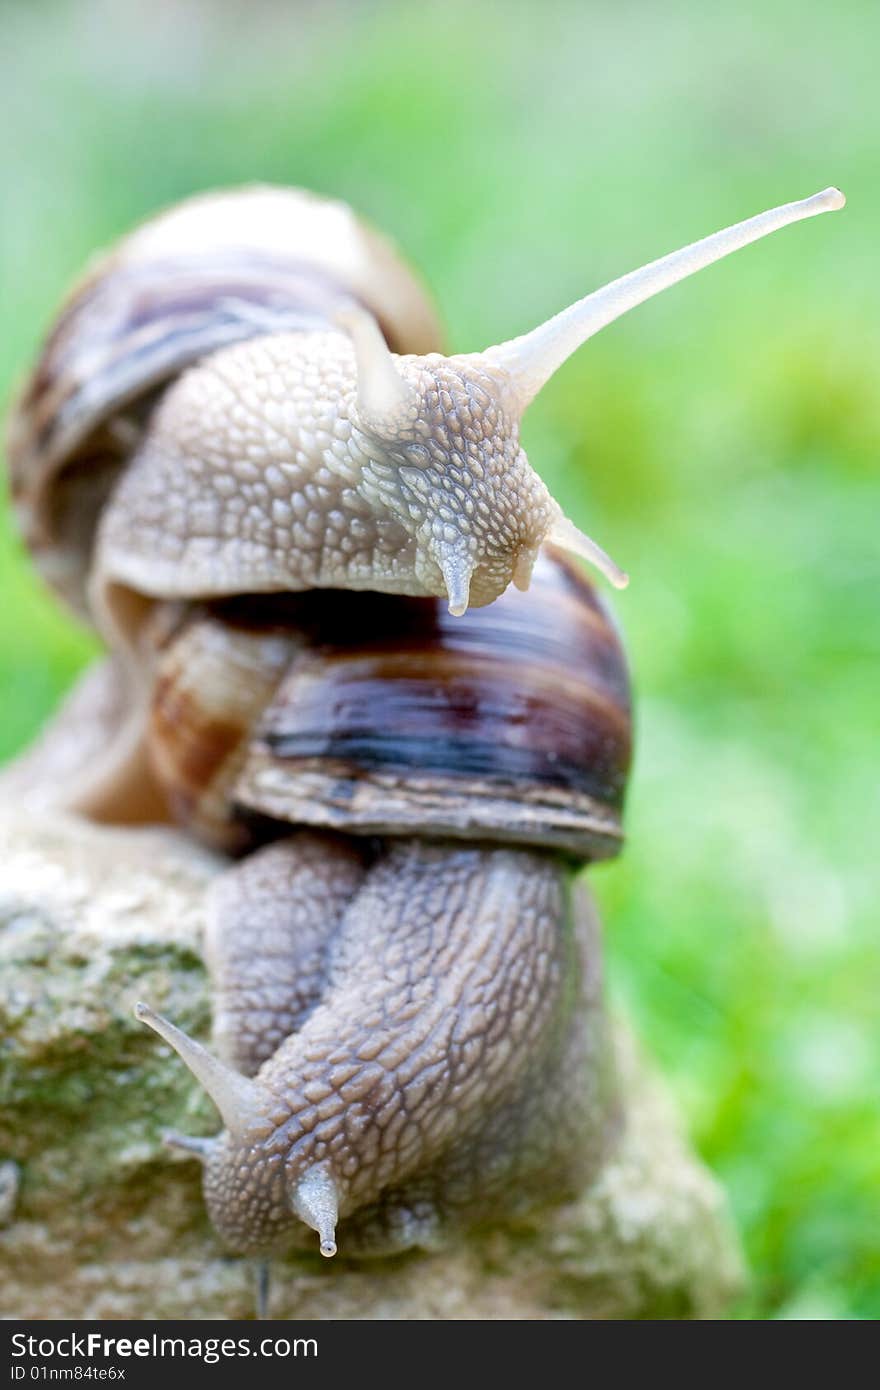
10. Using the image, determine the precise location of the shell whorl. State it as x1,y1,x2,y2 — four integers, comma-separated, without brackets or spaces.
142,603,302,853
144,547,631,861
240,547,631,860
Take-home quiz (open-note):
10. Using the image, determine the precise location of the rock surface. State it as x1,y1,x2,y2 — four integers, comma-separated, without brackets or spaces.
0,810,744,1320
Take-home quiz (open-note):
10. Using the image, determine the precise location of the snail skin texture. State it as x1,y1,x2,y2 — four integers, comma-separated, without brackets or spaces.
3,183,844,1265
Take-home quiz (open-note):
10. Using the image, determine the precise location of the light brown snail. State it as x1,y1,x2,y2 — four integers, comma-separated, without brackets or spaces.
3,183,844,1269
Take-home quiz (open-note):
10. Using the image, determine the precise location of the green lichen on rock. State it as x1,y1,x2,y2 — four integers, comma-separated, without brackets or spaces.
0,810,744,1319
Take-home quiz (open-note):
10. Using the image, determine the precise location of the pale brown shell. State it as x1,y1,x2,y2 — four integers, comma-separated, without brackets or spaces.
145,547,632,861
7,185,444,615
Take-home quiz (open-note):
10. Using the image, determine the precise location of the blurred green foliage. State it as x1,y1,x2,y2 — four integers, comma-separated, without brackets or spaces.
1,0,877,1319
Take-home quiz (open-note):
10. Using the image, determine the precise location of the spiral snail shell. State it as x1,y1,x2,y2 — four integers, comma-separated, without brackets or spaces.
2,182,844,1267
142,546,631,860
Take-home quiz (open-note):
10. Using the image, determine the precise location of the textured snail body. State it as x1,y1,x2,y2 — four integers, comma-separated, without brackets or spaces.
4,182,843,1265
192,835,613,1257
94,334,558,633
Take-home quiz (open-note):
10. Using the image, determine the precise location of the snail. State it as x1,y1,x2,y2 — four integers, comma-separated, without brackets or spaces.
3,184,844,1269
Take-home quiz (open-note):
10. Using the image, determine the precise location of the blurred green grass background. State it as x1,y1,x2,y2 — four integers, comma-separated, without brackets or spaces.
1,0,877,1318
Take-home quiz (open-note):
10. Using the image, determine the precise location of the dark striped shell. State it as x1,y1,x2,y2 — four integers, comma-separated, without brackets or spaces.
146,547,632,862
7,185,443,615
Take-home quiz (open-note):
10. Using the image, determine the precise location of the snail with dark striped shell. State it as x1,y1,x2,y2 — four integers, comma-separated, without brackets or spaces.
3,184,843,1265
